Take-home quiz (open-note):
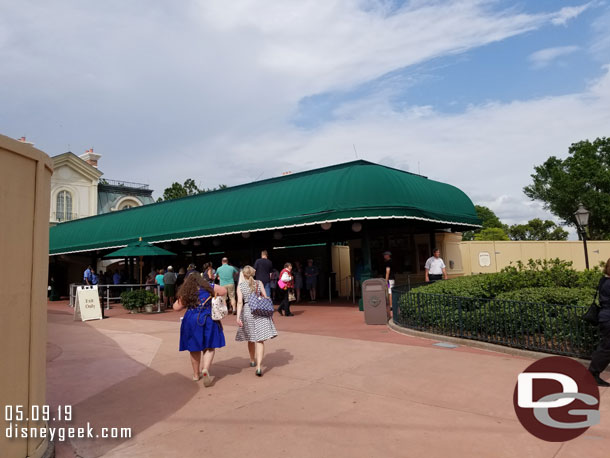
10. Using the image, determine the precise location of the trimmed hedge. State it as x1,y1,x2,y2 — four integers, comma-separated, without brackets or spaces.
411,259,602,300
495,287,594,308
397,259,602,357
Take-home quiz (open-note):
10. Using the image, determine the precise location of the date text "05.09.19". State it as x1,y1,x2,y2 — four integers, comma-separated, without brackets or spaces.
5,405,72,422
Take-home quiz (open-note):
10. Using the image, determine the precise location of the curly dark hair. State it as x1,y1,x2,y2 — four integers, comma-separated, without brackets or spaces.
177,274,214,308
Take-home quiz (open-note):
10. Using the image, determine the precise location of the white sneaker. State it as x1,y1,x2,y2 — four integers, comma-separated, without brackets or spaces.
202,369,212,387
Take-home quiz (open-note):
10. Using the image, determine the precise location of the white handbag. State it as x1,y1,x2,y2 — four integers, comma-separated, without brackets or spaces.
211,295,228,321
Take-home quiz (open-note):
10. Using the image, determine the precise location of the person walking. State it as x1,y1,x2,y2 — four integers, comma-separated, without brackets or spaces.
304,259,319,302
173,274,227,387
425,249,448,283
163,266,177,310
383,251,394,317
176,267,186,289
186,263,198,278
155,268,165,304
253,250,273,298
294,261,304,303
235,265,278,376
145,273,156,291
278,263,295,316
589,259,610,387
270,268,279,303
83,265,93,285
216,257,238,314
202,262,216,284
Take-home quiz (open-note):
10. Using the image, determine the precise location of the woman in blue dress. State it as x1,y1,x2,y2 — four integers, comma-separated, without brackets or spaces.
173,274,227,387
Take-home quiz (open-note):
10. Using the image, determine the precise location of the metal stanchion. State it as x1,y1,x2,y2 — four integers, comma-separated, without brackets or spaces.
106,286,110,310
352,276,356,304
329,278,332,304
69,283,76,307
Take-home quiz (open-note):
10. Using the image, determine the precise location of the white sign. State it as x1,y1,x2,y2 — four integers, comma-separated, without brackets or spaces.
74,285,103,321
478,252,491,267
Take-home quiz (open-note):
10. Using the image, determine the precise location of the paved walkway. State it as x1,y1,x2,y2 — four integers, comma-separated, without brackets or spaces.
47,301,610,457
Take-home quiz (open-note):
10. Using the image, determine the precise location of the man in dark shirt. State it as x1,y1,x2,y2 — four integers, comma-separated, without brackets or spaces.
254,250,273,298
589,271,610,386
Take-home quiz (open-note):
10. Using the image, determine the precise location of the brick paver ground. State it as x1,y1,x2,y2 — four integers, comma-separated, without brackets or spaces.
46,300,610,457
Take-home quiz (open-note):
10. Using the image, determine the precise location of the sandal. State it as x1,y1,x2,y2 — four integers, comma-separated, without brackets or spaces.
192,370,204,381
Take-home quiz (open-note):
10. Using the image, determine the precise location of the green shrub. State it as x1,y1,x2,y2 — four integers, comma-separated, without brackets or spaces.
120,289,159,311
495,287,594,307
398,258,603,357
411,258,602,299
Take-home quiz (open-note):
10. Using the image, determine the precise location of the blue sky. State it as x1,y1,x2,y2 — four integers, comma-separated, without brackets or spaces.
1,0,609,232
295,1,605,127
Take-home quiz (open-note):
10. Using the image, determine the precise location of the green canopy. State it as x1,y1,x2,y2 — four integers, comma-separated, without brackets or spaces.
103,240,176,258
50,160,480,255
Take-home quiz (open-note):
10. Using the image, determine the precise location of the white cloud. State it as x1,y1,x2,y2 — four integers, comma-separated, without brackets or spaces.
591,8,610,60
220,66,610,229
528,45,580,68
551,3,592,26
0,0,607,231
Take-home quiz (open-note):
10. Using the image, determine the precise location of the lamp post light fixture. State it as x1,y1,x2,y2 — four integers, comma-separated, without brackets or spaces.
573,203,590,270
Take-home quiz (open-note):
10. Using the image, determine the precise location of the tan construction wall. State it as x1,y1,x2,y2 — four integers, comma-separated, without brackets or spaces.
459,240,610,275
0,134,53,458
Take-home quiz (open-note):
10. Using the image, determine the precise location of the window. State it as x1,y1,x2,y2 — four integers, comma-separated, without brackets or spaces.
56,190,73,221
118,198,140,210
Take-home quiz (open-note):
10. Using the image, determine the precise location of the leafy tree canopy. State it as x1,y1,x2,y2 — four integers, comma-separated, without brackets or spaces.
462,205,505,240
507,218,568,241
524,137,610,239
473,227,509,241
157,179,227,202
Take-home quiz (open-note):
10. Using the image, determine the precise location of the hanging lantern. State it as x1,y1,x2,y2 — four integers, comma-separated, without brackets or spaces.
351,222,362,233
212,238,221,247
242,232,251,239
321,222,332,230
273,231,283,240
180,240,189,246
193,240,201,246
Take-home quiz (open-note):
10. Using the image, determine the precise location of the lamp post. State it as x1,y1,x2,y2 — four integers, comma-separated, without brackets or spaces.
574,203,590,270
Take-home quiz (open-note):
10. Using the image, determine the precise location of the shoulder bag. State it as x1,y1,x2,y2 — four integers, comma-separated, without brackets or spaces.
211,293,228,321
582,277,607,325
249,281,274,317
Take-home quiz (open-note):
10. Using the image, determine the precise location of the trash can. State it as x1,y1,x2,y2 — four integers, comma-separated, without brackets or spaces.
362,278,389,325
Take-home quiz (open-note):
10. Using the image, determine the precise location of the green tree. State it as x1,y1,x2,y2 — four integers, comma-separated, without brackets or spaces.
524,137,610,239
507,218,568,241
157,179,227,202
473,227,509,241
462,205,504,240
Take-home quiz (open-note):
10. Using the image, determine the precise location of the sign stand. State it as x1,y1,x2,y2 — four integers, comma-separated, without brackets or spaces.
74,285,103,321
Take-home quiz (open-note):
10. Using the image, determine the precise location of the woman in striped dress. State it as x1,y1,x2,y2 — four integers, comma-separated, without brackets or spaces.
236,265,278,376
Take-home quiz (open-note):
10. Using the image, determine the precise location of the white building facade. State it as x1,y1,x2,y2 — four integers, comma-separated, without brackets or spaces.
50,150,102,223
49,148,155,225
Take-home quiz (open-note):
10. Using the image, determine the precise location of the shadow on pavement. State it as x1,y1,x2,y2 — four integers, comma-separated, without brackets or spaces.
264,348,294,374
48,316,199,457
